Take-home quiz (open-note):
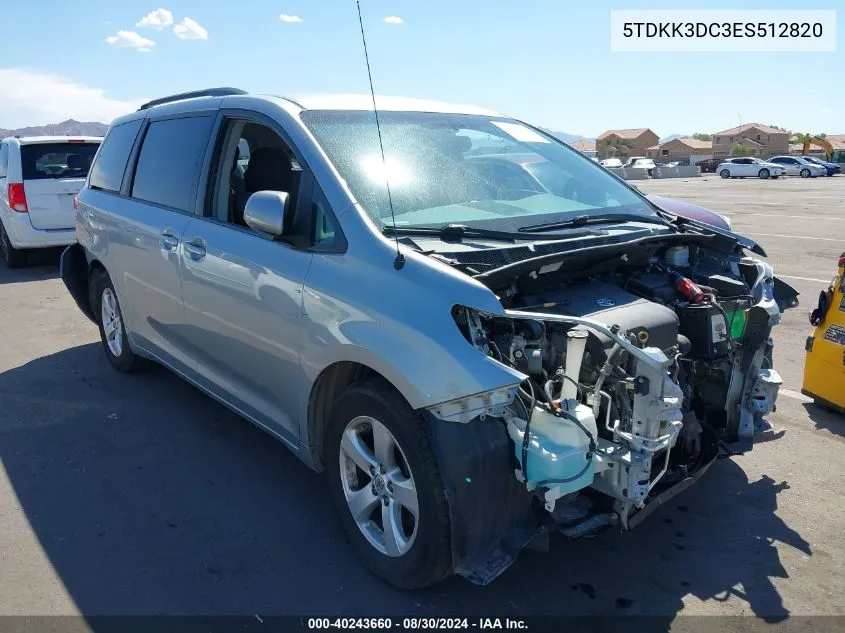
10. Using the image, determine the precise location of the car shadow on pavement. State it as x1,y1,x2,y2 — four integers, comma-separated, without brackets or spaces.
801,402,845,439
0,249,62,284
0,343,810,627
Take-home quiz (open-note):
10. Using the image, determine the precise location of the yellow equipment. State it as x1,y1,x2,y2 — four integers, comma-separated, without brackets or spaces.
802,252,845,413
801,135,834,161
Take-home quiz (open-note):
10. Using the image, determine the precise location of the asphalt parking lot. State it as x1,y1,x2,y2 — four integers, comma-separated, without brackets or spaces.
1,175,843,625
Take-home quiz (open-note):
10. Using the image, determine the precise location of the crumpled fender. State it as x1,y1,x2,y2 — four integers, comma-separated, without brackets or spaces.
421,411,541,585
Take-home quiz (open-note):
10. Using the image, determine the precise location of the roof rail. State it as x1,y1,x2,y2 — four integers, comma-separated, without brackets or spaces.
138,87,248,111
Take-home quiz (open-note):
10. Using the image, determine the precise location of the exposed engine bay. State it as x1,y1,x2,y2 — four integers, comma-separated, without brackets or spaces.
448,237,797,536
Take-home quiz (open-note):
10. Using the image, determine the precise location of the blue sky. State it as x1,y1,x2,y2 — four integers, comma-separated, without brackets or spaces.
1,0,841,137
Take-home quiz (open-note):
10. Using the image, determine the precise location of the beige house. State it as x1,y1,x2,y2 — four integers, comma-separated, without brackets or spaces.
595,128,659,159
568,139,597,157
646,137,712,161
711,123,790,158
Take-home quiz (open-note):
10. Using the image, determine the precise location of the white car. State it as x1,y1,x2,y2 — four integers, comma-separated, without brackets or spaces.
766,155,826,178
600,158,623,168
0,135,101,267
716,157,785,180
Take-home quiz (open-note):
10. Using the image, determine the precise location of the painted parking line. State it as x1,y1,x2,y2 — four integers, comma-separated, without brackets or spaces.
777,275,831,284
780,389,812,403
744,232,842,242
732,213,843,220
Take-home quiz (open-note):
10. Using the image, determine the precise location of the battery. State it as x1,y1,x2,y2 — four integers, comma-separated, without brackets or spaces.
677,300,748,359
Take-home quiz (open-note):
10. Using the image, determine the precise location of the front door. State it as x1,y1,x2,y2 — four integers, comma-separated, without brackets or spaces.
178,116,314,440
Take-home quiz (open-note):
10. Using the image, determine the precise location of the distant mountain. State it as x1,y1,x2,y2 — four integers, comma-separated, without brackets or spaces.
659,134,683,143
0,119,108,139
544,129,594,144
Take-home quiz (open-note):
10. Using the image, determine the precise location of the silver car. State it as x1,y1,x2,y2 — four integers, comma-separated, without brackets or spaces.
766,155,826,178
61,88,796,588
716,157,785,179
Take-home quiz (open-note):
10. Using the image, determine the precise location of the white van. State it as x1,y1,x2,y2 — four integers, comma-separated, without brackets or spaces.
0,136,101,267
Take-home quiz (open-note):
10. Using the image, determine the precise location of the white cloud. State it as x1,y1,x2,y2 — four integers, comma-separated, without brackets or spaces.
173,17,208,40
383,16,404,25
136,8,173,31
279,14,302,23
105,30,156,52
820,107,833,114
0,68,146,128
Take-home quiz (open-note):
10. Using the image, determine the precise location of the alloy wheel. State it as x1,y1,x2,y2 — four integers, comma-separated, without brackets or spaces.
338,416,419,557
101,287,123,357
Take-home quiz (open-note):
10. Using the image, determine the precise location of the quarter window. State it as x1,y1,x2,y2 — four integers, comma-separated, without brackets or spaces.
0,143,8,178
132,116,212,212
89,119,143,192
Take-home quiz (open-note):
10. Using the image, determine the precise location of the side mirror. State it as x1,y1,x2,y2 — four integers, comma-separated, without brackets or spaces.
244,191,289,237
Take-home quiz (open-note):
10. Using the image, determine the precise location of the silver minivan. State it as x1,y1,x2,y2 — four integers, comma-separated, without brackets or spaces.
62,88,795,588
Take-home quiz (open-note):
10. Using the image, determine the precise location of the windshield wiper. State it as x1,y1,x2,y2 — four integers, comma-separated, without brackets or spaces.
384,223,603,242
518,213,673,233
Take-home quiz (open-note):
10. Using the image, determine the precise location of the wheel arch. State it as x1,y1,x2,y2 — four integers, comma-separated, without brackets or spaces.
60,244,100,323
306,360,399,471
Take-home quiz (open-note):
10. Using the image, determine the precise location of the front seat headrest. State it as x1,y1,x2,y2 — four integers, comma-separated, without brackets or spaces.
66,154,84,170
245,147,293,193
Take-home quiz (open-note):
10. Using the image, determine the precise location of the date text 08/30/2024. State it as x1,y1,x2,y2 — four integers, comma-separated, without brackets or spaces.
306,618,528,630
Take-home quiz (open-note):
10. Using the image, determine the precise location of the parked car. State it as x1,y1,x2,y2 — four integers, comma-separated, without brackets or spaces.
622,156,656,176
61,88,797,589
716,157,785,179
0,135,101,267
600,158,623,168
695,157,722,173
766,155,826,178
799,155,841,176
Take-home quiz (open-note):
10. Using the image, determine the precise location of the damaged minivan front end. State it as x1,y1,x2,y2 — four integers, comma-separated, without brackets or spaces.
299,105,800,587
424,232,796,584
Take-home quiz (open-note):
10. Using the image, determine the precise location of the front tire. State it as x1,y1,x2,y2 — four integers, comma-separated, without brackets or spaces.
0,222,28,268
800,168,811,178
758,169,770,179
326,378,451,589
720,169,730,179
91,270,149,373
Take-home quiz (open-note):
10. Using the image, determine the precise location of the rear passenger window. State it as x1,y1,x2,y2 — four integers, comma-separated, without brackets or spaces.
90,119,142,192
132,116,212,212
21,142,100,180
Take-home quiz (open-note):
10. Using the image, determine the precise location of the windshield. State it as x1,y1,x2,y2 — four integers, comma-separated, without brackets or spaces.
301,111,652,230
20,142,100,180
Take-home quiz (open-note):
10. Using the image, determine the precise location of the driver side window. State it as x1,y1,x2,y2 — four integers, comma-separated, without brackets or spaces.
210,119,303,235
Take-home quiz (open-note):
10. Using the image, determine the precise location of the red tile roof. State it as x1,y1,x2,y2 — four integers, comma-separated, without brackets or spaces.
714,123,788,136
596,128,654,140
569,139,596,152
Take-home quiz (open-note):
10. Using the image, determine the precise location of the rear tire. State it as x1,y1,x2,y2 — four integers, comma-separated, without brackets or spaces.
325,378,452,589
90,269,149,373
758,169,770,179
800,168,811,178
720,169,730,179
0,222,28,268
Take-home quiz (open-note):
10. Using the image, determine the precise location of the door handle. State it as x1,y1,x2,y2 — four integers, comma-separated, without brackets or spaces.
184,237,207,261
160,229,179,252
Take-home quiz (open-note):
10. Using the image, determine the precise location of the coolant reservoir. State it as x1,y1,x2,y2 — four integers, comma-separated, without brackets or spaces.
664,245,689,267
507,404,596,498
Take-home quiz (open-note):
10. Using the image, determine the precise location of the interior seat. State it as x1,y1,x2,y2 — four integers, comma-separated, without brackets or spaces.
242,147,300,230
